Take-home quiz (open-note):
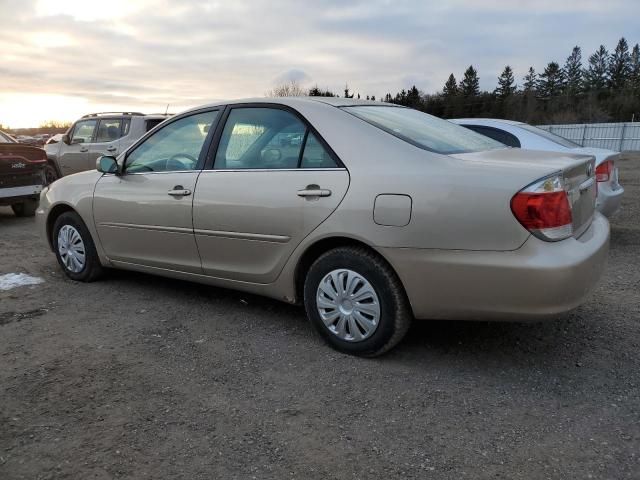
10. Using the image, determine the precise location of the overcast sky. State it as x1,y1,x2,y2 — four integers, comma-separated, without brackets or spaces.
0,0,638,127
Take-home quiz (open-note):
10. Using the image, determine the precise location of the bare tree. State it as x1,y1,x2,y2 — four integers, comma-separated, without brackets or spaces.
266,80,307,97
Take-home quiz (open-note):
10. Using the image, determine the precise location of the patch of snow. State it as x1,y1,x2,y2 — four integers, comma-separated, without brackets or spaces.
0,273,45,291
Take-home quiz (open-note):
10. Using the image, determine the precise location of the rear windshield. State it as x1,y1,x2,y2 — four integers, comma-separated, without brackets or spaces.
519,124,580,148
0,131,16,143
343,106,504,154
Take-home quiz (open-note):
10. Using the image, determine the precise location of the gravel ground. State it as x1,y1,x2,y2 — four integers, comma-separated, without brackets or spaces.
1,154,639,480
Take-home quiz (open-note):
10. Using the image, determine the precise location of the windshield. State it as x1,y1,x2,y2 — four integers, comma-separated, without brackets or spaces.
519,124,580,148
0,131,16,143
343,106,505,154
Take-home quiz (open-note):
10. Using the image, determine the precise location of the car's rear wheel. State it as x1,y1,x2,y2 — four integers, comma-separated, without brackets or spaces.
52,211,103,282
303,246,412,356
44,163,59,185
11,199,38,217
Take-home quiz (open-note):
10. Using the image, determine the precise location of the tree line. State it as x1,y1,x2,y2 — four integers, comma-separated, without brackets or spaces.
272,37,640,124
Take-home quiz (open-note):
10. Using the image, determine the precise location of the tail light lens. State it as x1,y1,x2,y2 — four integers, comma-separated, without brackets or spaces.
595,160,613,182
511,174,573,242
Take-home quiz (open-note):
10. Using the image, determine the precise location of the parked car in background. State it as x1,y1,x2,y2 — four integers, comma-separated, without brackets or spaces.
0,129,46,216
44,112,169,181
38,98,609,356
451,118,624,216
15,135,40,146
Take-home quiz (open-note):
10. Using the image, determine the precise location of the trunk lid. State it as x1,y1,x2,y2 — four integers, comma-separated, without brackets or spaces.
451,148,597,239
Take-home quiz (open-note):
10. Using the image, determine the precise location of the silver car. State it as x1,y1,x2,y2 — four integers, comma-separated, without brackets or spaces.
37,98,609,356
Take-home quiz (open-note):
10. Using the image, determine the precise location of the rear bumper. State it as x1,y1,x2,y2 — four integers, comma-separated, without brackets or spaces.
382,213,610,321
0,184,42,201
596,181,623,217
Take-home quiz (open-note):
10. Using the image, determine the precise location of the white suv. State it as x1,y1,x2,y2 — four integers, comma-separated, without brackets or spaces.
45,112,169,180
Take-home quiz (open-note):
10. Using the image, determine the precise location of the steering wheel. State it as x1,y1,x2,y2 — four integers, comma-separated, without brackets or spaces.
166,153,197,170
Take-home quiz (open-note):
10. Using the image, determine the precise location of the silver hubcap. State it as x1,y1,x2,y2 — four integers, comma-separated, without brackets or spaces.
316,269,381,342
57,225,86,273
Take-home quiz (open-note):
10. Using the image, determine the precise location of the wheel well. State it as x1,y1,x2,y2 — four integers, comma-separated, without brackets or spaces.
46,204,76,249
46,159,62,177
294,236,400,304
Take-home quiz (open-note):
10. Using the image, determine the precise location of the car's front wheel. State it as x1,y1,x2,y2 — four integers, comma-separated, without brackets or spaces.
303,246,412,356
52,211,104,282
44,163,59,185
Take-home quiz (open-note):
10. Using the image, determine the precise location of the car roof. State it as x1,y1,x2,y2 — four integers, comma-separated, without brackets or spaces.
182,96,396,114
450,118,525,126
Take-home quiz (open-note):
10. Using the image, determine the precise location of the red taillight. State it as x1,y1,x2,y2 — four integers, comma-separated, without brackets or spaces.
511,174,573,241
595,160,613,182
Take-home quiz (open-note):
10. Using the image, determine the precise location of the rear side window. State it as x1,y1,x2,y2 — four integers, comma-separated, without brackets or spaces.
214,107,338,170
95,119,123,143
344,106,504,155
464,125,521,148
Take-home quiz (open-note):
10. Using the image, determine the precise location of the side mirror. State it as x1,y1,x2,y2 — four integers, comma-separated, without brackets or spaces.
62,134,70,145
97,155,120,174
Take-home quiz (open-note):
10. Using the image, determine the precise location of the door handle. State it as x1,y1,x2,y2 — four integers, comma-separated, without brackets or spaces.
297,188,332,198
106,146,117,152
168,186,192,197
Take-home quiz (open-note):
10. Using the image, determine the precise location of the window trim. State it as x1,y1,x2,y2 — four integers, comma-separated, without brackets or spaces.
464,124,521,148
122,108,221,175
203,103,345,171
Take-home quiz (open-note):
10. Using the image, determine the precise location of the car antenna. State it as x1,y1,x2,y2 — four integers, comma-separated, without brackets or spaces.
165,104,169,115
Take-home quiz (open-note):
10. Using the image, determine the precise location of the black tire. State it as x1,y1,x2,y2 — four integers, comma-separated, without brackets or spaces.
44,162,59,185
303,246,412,357
52,211,104,282
11,199,38,217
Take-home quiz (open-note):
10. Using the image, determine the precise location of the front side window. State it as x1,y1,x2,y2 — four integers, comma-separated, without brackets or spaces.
71,120,97,144
125,110,218,173
344,106,505,155
95,119,123,143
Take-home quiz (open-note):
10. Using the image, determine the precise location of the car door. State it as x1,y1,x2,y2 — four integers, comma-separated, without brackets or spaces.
86,118,125,169
58,119,97,175
93,109,220,273
192,106,349,283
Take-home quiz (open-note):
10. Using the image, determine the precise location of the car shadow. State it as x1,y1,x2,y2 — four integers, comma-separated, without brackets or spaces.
101,267,592,368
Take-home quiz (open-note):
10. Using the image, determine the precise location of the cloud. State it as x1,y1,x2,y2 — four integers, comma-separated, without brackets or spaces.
0,0,638,126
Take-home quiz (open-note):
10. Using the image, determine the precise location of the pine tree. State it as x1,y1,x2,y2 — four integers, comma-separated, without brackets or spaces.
443,74,458,96
495,65,516,97
630,43,640,94
343,84,354,99
459,66,480,96
406,85,421,108
608,37,632,90
584,45,609,92
563,46,583,96
522,67,537,93
538,62,564,98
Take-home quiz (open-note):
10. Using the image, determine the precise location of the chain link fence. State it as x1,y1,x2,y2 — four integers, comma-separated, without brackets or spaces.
538,122,640,151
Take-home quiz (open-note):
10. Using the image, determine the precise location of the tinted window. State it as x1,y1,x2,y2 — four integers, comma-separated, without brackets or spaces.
344,106,504,154
215,108,306,169
145,118,165,132
301,132,338,168
125,111,218,173
518,124,580,148
464,125,521,148
95,119,122,143
71,120,97,144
